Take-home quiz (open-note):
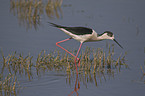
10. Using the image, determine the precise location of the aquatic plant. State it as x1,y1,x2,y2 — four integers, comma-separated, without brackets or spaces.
0,46,128,95
1,51,33,80
0,73,18,96
10,0,63,29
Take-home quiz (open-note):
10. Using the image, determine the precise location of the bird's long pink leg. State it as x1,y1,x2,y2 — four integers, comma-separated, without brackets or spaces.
56,38,80,64
74,43,83,67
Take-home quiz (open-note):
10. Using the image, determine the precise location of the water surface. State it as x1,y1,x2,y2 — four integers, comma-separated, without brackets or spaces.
0,0,145,96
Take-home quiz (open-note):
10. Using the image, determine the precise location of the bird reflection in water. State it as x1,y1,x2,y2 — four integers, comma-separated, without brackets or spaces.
68,70,80,96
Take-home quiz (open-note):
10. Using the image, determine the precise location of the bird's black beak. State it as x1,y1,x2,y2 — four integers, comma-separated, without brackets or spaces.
113,39,123,49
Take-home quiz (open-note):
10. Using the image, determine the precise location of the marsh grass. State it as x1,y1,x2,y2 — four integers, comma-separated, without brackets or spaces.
79,45,127,74
0,46,128,95
1,50,33,80
45,0,63,18
0,73,18,96
10,0,63,29
35,46,128,86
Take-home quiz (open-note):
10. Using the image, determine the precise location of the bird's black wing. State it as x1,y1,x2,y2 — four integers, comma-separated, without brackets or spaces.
49,22,93,35
64,27,93,35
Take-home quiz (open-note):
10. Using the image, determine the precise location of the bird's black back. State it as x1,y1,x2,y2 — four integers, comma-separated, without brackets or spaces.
49,22,93,35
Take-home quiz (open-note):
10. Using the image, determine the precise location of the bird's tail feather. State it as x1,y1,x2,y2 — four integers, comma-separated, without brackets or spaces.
48,22,64,28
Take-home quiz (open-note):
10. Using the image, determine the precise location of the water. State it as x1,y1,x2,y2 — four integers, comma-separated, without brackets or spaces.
0,0,145,96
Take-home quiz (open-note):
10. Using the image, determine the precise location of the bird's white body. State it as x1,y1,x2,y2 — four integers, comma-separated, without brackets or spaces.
60,28,94,43
60,28,114,43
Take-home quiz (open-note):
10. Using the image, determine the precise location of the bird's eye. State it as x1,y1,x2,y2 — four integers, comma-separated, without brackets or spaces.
107,32,113,37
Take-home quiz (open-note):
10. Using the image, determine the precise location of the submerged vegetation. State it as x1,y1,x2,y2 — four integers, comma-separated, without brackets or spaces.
0,45,128,95
10,0,63,29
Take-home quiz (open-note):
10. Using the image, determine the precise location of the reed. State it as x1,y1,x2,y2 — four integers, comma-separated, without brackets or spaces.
1,46,127,76
0,73,18,96
32,45,128,75
10,0,63,29
0,46,128,95
1,51,33,80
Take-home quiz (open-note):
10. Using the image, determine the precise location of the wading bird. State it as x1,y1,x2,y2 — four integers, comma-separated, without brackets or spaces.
49,22,123,67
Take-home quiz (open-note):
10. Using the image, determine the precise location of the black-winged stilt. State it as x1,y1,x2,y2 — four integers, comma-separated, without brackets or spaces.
49,22,123,67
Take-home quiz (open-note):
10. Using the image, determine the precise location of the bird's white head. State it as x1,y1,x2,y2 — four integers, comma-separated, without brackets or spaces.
99,31,123,49
99,31,114,40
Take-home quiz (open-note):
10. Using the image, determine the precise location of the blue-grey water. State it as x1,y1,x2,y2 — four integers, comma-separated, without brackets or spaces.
0,0,145,96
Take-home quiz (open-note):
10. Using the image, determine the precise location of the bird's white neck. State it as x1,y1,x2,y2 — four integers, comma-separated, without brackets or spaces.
97,33,114,40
